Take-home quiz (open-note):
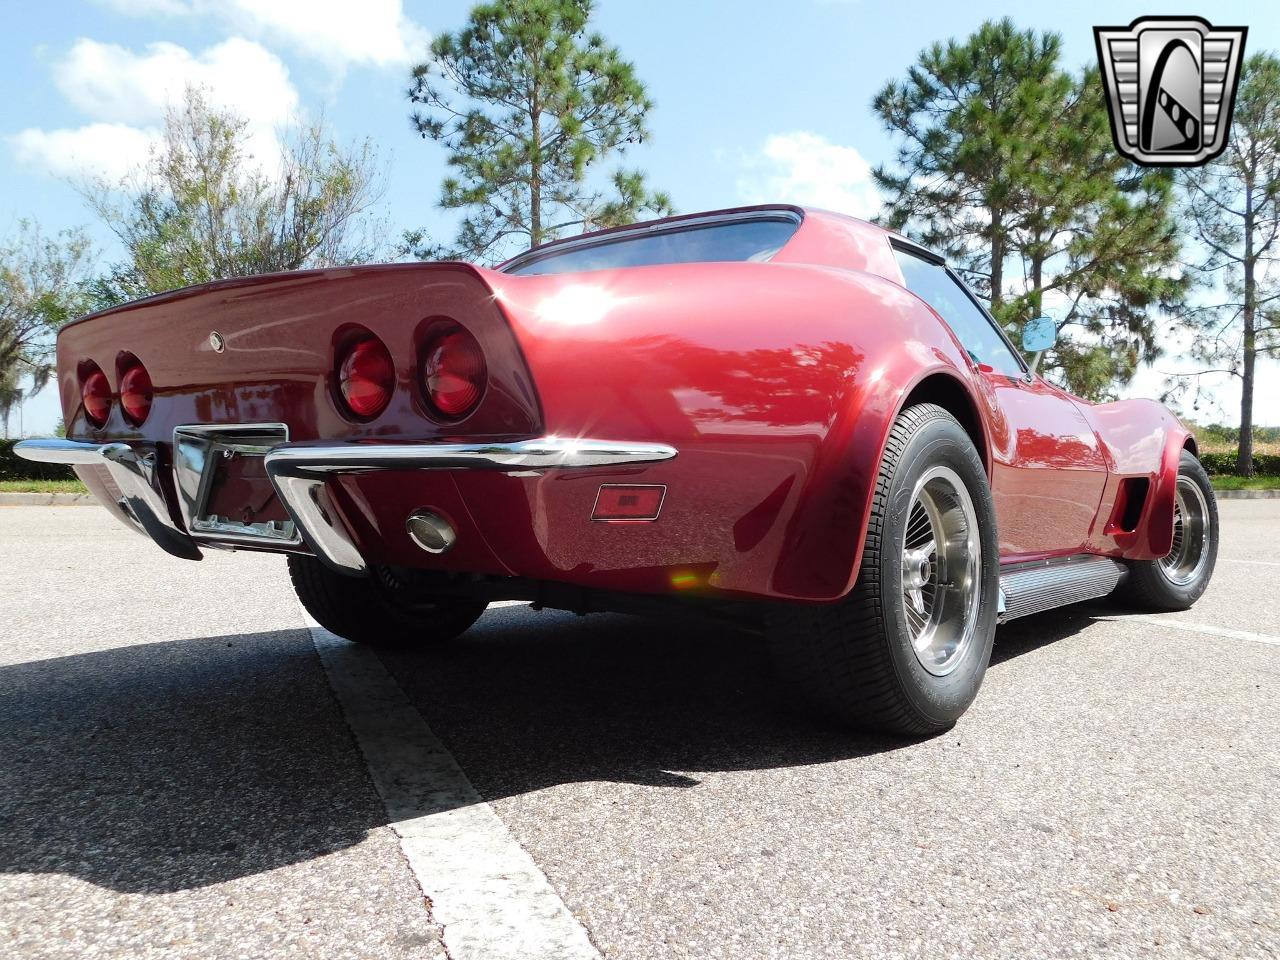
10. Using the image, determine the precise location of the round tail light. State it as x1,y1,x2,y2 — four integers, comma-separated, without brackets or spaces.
337,335,395,419
119,361,153,425
421,325,486,419
81,366,112,428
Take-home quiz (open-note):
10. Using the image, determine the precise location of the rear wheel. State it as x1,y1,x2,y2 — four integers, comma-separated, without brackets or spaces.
288,554,488,646
767,403,999,736
1117,450,1218,611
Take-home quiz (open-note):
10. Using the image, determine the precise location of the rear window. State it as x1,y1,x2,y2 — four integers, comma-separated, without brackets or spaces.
504,215,799,276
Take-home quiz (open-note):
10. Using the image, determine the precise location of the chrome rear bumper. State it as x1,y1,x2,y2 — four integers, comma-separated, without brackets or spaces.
15,434,677,573
15,438,203,560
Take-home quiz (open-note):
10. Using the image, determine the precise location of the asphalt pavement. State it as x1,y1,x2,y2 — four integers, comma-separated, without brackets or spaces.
1,502,1277,959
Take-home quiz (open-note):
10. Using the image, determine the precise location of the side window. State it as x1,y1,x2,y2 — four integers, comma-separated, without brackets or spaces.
892,248,1024,377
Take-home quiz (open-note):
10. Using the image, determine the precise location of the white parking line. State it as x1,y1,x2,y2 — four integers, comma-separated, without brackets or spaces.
303,611,602,960
1218,557,1280,567
1127,615,1280,647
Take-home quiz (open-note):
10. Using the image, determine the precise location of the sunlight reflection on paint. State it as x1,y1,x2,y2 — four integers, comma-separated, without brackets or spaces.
535,285,623,326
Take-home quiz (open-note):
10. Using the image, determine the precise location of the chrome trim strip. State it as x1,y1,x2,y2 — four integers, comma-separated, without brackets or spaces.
263,437,678,477
13,438,202,561
263,437,677,574
13,438,112,467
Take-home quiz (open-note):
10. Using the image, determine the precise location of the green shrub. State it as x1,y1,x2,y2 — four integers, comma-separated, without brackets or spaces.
0,439,76,482
1199,451,1280,476
1189,424,1280,445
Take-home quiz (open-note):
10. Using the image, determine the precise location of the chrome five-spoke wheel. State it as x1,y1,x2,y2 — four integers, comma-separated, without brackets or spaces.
765,403,998,734
901,465,982,676
1160,474,1212,587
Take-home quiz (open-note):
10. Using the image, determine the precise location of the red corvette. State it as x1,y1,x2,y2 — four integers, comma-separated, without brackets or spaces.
18,205,1219,734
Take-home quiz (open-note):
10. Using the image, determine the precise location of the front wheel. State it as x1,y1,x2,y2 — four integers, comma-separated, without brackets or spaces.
288,555,488,646
767,403,1000,736
1117,450,1219,611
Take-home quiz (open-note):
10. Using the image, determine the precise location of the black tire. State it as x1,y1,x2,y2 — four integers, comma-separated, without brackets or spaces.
288,555,488,646
1116,450,1218,612
767,403,1000,736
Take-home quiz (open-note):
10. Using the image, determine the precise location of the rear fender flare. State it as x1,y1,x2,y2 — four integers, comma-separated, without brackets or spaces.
770,358,985,601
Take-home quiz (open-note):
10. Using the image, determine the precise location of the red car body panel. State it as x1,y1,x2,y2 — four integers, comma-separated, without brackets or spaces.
51,206,1189,602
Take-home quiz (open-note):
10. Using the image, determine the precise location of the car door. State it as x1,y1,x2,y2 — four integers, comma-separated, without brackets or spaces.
891,245,1108,560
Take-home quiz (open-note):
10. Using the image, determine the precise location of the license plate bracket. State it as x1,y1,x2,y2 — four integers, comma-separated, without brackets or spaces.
173,423,299,544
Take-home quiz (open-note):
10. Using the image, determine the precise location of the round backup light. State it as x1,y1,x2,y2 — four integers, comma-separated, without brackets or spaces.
81,365,112,428
338,336,395,419
119,360,154,425
420,325,486,419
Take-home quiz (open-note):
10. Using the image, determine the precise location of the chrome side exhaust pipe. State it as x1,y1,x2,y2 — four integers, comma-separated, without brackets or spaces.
997,555,1127,623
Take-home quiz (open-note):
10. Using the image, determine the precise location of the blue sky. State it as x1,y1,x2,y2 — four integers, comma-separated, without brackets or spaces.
3,0,1277,433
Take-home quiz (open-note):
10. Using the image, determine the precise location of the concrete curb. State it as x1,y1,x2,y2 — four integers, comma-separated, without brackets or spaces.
1212,488,1280,499
0,492,99,506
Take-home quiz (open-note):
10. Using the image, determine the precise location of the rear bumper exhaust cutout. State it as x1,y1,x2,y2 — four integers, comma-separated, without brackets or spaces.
263,437,677,574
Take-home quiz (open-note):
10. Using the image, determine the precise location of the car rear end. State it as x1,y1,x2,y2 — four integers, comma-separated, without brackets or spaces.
20,261,679,588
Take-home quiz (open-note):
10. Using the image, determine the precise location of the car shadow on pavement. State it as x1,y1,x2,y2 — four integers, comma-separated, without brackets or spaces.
376,602,1104,805
990,603,1103,666
0,629,384,894
0,603,1101,893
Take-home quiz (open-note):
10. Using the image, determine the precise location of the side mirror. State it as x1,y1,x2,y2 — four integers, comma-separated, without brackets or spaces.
1022,316,1057,354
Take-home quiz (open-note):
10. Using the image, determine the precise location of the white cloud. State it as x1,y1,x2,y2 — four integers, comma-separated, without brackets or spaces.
223,0,429,67
737,131,881,219
12,38,298,179
95,0,429,67
9,123,159,181
94,0,189,13
56,38,297,130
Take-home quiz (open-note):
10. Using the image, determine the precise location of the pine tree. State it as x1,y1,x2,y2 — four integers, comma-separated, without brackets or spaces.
1177,53,1280,477
407,0,672,263
872,19,1186,400
1002,70,1186,396
872,19,1063,311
